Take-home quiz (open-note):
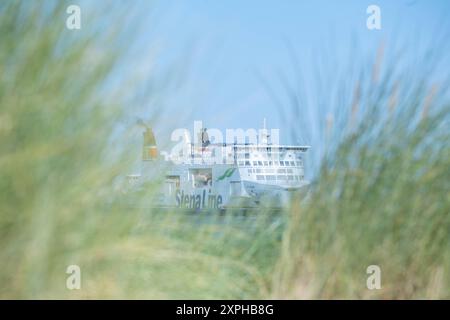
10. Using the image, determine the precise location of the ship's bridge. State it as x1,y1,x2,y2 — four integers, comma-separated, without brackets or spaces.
168,143,309,188
170,143,308,164
234,145,309,188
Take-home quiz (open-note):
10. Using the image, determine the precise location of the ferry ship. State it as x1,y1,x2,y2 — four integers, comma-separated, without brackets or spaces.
122,122,310,211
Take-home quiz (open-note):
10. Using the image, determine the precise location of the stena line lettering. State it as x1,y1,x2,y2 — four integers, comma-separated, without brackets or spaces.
176,189,223,209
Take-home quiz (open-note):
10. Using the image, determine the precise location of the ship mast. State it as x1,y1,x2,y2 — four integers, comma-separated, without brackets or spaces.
260,118,270,145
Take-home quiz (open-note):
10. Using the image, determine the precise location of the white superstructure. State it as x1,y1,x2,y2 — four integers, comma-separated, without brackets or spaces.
124,124,310,210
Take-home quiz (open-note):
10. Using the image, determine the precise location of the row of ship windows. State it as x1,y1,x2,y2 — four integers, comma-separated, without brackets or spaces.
256,175,304,181
235,152,298,158
238,160,302,167
248,168,299,174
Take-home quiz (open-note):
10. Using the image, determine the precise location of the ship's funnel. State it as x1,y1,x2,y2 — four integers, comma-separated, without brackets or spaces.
142,127,158,160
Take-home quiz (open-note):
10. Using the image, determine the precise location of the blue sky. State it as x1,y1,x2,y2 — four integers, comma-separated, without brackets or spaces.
114,0,450,170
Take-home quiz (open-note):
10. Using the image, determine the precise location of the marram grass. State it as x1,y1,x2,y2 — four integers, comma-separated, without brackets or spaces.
0,1,278,299
0,1,449,299
274,57,450,299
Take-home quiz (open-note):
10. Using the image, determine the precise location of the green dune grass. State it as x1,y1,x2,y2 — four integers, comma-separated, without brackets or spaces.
0,1,448,299
274,55,450,299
